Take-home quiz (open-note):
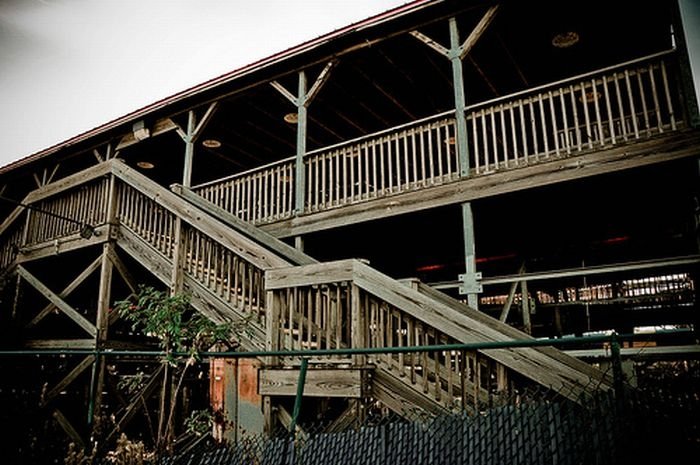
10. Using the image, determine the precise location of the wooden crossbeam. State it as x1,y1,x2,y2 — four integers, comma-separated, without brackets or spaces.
191,102,219,142
305,60,337,106
27,254,102,328
410,5,500,60
105,364,164,444
409,30,449,57
270,81,298,106
53,409,84,448
42,355,96,406
17,265,97,338
459,5,500,59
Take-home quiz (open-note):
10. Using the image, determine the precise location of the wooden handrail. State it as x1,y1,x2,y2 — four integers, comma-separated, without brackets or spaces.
266,259,612,403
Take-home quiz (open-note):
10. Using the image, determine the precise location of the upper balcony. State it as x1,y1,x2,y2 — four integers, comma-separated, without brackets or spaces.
191,48,693,231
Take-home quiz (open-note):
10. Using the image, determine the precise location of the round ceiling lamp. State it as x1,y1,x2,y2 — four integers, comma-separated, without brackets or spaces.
284,112,299,124
551,31,579,48
202,139,222,148
136,161,155,169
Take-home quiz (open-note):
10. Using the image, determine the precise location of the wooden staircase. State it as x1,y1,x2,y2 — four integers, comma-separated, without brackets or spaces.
0,159,612,421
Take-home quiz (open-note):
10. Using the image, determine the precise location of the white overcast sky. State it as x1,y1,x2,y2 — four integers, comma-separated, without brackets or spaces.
0,0,409,168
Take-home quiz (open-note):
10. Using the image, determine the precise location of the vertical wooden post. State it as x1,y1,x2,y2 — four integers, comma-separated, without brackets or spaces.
520,279,532,335
90,175,117,430
295,71,308,214
449,17,470,177
449,17,480,309
350,283,366,367
182,110,196,188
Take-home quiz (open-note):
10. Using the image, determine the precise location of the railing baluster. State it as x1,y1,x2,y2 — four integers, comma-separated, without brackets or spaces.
649,63,663,133
559,88,570,154
471,112,480,174
661,60,676,131
509,104,519,163
592,79,604,146
548,91,560,156
490,107,498,170
581,84,594,149
603,76,616,145
500,104,508,168
635,69,651,137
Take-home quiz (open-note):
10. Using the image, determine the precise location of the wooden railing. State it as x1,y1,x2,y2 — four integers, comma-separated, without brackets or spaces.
265,259,608,412
0,160,290,336
467,50,682,174
192,50,683,224
113,163,289,328
194,158,296,224
24,178,111,246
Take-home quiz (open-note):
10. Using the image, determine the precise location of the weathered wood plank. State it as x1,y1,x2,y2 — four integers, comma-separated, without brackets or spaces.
265,260,355,290
16,224,112,263
23,339,96,349
17,265,97,338
261,130,700,238
260,368,364,397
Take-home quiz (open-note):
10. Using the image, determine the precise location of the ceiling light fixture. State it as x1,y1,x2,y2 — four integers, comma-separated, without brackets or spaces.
284,113,299,124
136,161,155,169
202,139,222,148
551,31,579,48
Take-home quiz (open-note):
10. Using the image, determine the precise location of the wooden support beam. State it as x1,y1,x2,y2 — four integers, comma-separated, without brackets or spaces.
260,368,364,397
42,355,96,406
182,110,196,188
499,263,525,322
191,102,219,142
305,60,337,106
17,265,97,338
409,30,449,57
106,247,137,294
458,5,500,60
96,243,114,342
27,254,102,328
270,81,298,105
520,279,532,335
53,409,84,448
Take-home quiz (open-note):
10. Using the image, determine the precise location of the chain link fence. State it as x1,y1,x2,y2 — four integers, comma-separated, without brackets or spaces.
156,356,699,465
